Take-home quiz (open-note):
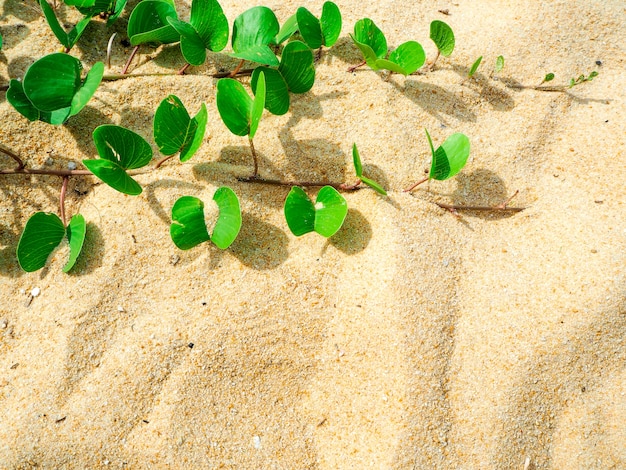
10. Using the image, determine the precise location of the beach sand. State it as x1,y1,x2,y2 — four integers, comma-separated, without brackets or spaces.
1,0,625,468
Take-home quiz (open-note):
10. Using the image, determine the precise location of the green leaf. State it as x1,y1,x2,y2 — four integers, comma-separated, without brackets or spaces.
154,95,207,161
6,79,40,121
40,0,92,50
352,18,387,64
320,1,341,47
17,212,65,272
494,55,505,73
70,61,104,117
352,143,363,177
284,186,316,236
543,73,555,83
278,40,315,93
231,6,279,66
190,0,228,52
211,187,242,249
274,13,298,44
313,186,348,237
430,20,455,56
359,175,387,195
128,0,179,46
384,41,425,75
216,78,253,136
428,130,470,181
63,214,86,272
251,67,289,115
0,32,3,49
297,7,323,49
249,71,265,140
167,17,207,66
284,186,348,238
85,125,153,195
468,55,482,77
170,196,210,250
23,53,81,112
107,0,128,24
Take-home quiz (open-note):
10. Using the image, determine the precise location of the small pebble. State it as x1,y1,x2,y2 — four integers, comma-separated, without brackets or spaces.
45,157,54,165
67,162,77,170
31,287,41,297
117,306,125,312
253,435,261,449
1,319,7,329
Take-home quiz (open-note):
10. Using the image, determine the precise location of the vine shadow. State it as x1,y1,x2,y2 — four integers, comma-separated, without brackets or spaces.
143,178,204,225
449,64,515,112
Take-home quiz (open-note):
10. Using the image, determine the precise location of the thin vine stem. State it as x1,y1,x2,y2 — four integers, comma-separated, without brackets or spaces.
238,176,362,191
0,144,26,170
60,176,69,226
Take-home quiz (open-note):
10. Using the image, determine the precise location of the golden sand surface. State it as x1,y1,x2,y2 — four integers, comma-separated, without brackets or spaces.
1,0,625,468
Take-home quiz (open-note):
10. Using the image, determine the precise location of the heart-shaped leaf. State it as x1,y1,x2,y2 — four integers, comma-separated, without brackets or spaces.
231,6,279,66
128,0,179,46
426,130,470,181
430,20,455,56
167,17,207,65
278,40,315,94
320,1,341,47
154,95,207,162
274,13,298,45
23,53,81,112
251,67,289,115
210,187,242,249
84,125,152,195
190,0,228,52
170,196,211,250
63,214,87,272
284,186,348,237
386,41,425,75
297,7,323,49
216,78,253,136
17,212,66,272
351,18,387,68
170,188,241,250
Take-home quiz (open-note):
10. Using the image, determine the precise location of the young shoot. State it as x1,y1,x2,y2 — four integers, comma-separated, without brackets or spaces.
170,187,242,250
468,56,483,78
17,212,86,273
350,18,425,75
127,0,180,46
494,55,505,75
295,1,342,51
216,72,266,178
250,40,315,115
231,6,280,67
352,143,387,195
7,53,104,125
405,129,470,192
83,125,153,195
429,20,455,69
40,0,92,52
284,186,348,237
153,95,208,167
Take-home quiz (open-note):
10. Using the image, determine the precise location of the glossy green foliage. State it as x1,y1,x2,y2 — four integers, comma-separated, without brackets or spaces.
468,56,482,78
284,186,348,238
6,53,104,125
274,14,298,45
250,40,315,115
0,32,3,49
154,95,207,162
166,0,228,65
543,73,555,83
128,0,179,46
170,188,241,250
83,125,152,195
351,19,425,75
74,0,128,24
425,129,470,181
216,72,266,138
231,6,279,66
430,20,455,56
296,1,342,49
40,0,92,50
352,144,387,195
17,212,86,272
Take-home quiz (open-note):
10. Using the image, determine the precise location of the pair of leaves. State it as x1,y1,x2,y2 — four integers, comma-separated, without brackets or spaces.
276,2,341,49
249,40,315,115
468,55,504,78
83,125,153,195
425,129,470,181
75,0,127,23
166,0,228,65
17,213,86,273
170,188,241,250
154,95,207,161
7,53,104,125
231,6,280,66
284,186,347,238
128,0,180,45
40,0,92,51
351,19,425,75
216,72,266,139
352,144,386,195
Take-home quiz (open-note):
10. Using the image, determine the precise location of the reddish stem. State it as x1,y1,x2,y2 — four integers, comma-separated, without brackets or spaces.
229,59,245,77
121,45,140,75
238,176,362,192
177,63,191,75
249,138,259,179
347,61,366,73
403,176,430,192
0,144,25,170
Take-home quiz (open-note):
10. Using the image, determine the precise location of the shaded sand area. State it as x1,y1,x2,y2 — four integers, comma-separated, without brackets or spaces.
1,0,625,468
